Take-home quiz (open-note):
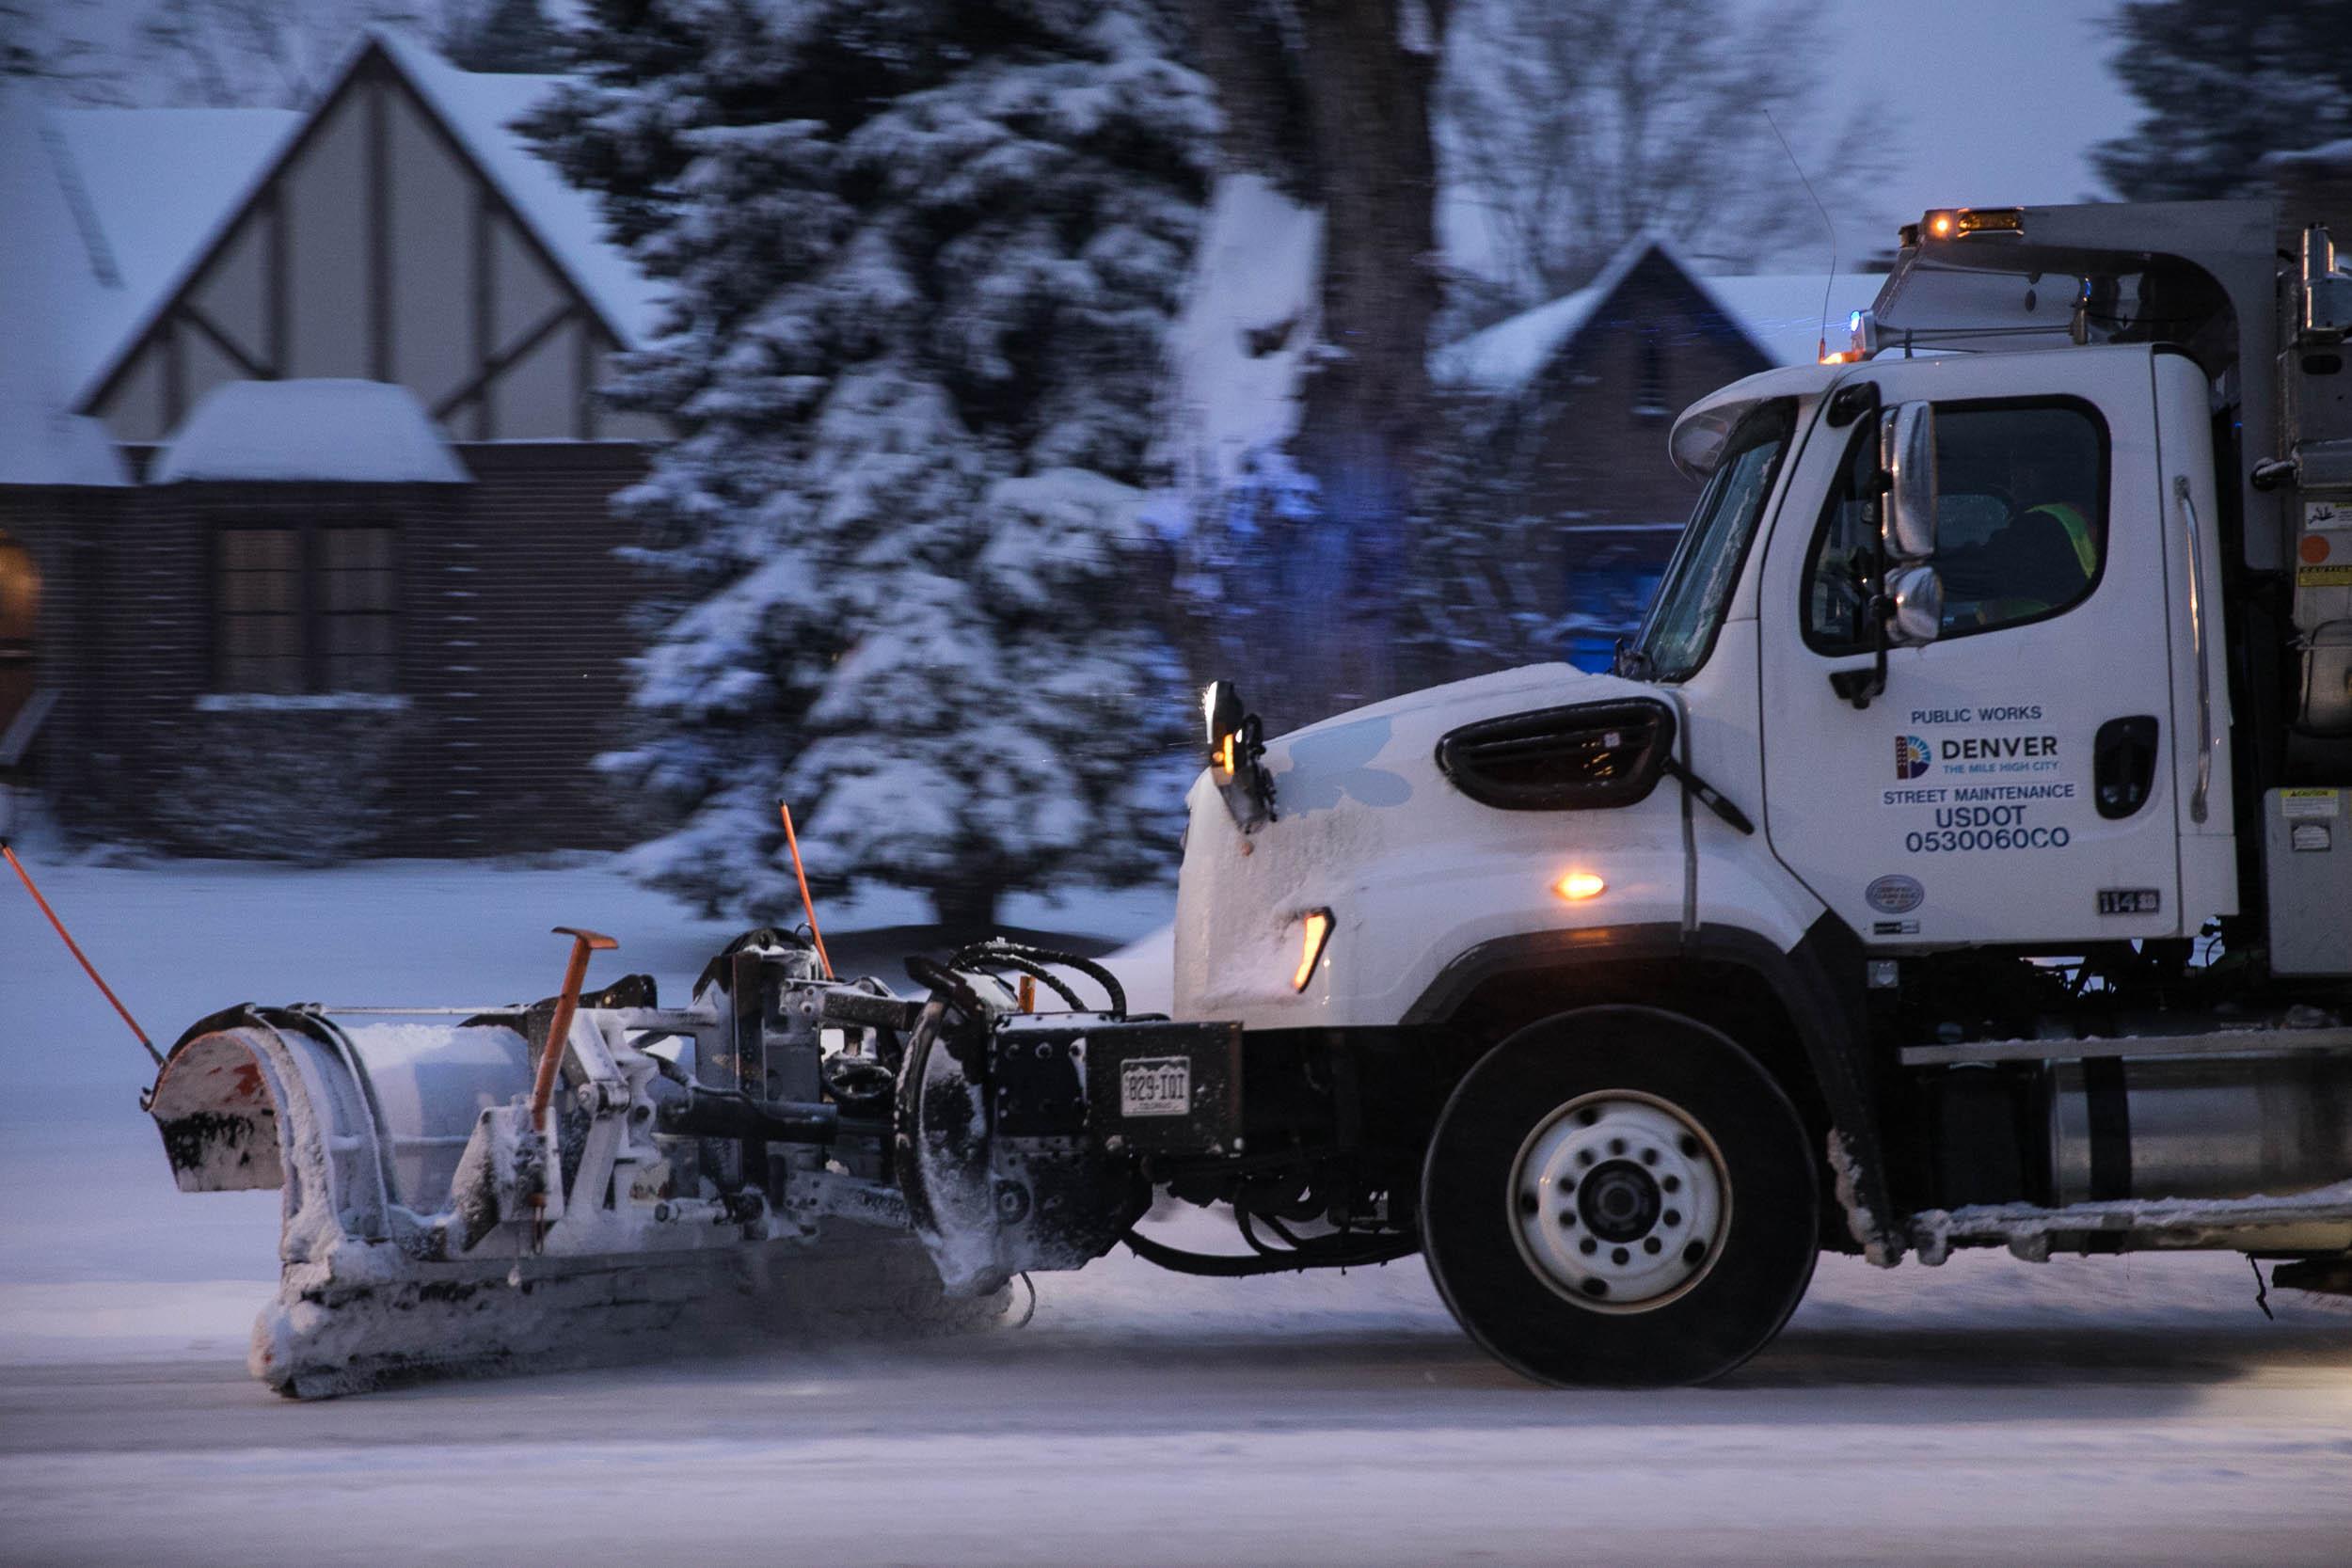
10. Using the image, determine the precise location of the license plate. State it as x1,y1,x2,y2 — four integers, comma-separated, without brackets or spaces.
1119,1056,1191,1117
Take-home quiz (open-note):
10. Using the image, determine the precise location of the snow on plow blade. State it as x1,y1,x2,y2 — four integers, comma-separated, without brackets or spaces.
145,933,1010,1398
144,931,1237,1398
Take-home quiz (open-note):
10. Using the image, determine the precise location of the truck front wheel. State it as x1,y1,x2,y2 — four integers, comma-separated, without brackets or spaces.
1421,1006,1819,1386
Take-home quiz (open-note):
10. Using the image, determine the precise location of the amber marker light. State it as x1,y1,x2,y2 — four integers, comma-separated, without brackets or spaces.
1292,909,1332,991
1556,871,1607,902
1920,206,2024,242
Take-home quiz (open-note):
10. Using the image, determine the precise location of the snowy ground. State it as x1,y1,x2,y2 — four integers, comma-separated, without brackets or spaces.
5,854,2351,1564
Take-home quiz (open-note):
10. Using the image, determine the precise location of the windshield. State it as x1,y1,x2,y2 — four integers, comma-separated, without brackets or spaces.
1626,399,1796,682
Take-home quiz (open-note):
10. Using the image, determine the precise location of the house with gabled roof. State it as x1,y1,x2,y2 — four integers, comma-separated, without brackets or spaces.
0,32,671,857
1433,237,1883,667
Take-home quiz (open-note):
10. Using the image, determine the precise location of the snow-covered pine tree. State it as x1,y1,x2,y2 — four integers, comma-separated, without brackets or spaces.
2094,0,2352,201
528,0,1212,927
440,0,567,74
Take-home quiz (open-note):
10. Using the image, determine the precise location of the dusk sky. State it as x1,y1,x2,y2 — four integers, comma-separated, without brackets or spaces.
52,0,2146,250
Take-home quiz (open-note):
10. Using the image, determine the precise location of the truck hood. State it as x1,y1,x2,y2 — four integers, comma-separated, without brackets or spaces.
1176,662,1688,1028
1260,662,1660,800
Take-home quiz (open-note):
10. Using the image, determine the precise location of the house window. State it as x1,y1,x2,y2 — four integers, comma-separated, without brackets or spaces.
0,532,37,736
215,526,398,694
320,527,397,690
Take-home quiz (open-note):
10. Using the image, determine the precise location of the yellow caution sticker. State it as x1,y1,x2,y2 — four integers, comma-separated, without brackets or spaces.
2297,564,2352,587
2280,787,2342,819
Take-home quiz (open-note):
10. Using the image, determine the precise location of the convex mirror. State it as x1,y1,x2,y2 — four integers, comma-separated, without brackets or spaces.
1880,401,1938,562
1886,563,1944,646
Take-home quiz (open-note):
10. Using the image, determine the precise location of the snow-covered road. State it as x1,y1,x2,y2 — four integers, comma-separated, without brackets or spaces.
5,856,2351,1564
6,1240,2352,1567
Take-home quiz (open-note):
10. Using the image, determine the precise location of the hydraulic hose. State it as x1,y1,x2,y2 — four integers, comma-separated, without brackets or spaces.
947,939,1128,1018
1120,1225,1419,1277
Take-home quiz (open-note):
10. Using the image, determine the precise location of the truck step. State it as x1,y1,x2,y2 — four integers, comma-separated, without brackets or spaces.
1911,1178,2352,1263
1899,1024,2352,1068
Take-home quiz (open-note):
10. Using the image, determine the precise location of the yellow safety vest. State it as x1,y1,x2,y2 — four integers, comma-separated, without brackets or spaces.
2026,501,2097,580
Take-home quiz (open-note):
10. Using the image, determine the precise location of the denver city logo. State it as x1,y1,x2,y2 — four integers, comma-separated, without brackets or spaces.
1895,735,1932,781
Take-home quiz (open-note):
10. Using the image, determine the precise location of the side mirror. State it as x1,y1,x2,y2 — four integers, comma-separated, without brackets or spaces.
1881,402,1938,562
1200,680,1276,831
1202,680,1244,770
1886,564,1944,646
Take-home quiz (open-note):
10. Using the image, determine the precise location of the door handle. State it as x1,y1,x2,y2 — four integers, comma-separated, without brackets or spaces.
2172,475,2215,824
2092,715,2160,820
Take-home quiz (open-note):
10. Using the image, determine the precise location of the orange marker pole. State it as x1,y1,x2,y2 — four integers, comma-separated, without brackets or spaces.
777,800,834,980
3,841,162,1067
528,927,617,1125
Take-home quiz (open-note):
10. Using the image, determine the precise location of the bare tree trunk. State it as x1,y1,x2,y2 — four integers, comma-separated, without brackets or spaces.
1289,0,1440,717
1183,0,1310,183
1180,0,1444,729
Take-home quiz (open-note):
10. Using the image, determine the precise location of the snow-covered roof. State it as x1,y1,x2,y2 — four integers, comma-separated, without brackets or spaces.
1430,238,1658,392
1432,235,1890,394
152,380,469,484
0,404,131,488
43,31,660,424
0,92,296,461
48,107,303,399
1700,273,1888,369
375,32,664,348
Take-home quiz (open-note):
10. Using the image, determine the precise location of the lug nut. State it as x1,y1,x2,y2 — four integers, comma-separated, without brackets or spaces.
1661,1175,1681,1194
1663,1209,1681,1227
1579,1236,1597,1256
1639,1147,1658,1165
1557,1212,1575,1227
1608,1137,1627,1156
1644,1237,1661,1255
1576,1149,1595,1167
1612,1246,1630,1265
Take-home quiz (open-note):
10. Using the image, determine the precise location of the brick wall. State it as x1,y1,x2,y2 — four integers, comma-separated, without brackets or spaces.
33,442,662,857
421,442,656,855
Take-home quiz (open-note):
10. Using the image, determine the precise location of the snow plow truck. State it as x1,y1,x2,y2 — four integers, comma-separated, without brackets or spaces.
137,198,2352,1395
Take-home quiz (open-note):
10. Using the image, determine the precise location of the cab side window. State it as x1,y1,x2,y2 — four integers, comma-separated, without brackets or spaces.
1803,398,2107,652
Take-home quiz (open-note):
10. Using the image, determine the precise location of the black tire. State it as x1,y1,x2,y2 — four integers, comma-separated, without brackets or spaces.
1421,1005,1819,1386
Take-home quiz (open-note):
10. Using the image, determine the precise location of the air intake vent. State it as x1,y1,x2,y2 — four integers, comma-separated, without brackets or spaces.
1436,699,1678,812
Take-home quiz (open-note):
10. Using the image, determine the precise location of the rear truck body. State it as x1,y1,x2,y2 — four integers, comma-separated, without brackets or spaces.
145,198,2352,1393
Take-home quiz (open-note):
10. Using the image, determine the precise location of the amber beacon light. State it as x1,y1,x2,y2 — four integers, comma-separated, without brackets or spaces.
1555,871,1607,902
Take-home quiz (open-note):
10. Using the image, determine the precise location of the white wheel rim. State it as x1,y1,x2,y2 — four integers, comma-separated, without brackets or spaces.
1507,1090,1730,1314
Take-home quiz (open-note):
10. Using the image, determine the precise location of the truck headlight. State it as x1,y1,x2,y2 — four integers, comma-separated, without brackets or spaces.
1292,910,1332,992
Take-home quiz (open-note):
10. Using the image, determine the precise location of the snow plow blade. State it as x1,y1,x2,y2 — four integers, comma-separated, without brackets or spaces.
146,931,1236,1397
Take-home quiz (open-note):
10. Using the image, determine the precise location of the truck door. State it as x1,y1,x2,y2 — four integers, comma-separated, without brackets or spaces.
1756,347,2185,944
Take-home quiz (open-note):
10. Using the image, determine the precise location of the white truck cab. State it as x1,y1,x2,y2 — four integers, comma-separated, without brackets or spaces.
1165,200,2352,1386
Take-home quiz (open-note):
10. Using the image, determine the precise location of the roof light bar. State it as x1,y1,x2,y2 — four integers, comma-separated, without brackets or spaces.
1908,206,2026,245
